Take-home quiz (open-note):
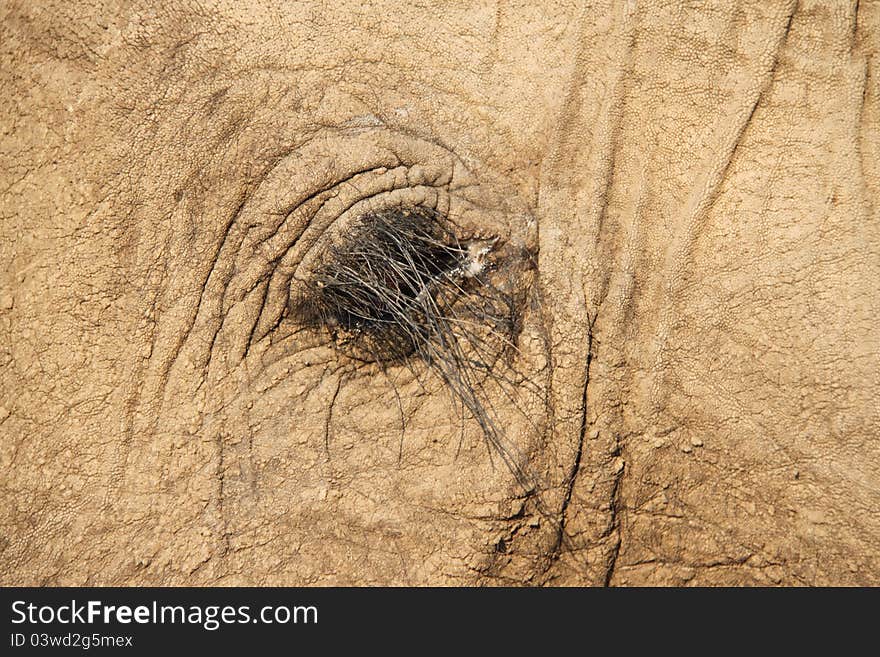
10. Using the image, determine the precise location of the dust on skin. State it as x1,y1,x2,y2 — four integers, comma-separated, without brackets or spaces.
1,0,878,585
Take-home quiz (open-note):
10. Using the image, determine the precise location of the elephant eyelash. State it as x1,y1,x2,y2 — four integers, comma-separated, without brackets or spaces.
289,205,537,487
292,206,503,364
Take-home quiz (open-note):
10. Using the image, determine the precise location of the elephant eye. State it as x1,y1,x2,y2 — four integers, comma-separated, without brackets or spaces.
285,202,537,486
291,205,516,370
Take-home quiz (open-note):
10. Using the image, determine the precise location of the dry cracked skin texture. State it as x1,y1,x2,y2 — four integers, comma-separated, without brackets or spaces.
1,0,878,586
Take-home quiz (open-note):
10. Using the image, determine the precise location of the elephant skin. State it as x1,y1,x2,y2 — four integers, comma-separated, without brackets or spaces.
1,0,878,586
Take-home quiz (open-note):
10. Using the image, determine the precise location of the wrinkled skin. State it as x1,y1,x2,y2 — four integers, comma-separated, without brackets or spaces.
1,0,878,586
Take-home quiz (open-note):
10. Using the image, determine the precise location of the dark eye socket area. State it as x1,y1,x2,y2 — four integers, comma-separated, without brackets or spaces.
290,205,509,366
